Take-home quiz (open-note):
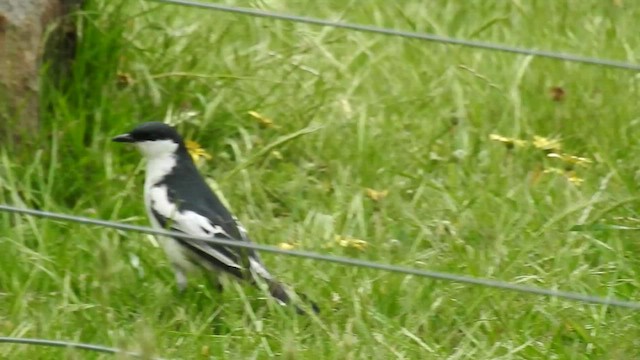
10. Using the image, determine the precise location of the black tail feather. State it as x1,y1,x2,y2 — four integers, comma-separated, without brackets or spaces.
267,279,320,315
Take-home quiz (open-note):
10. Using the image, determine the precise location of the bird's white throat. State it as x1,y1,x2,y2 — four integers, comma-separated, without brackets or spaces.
136,139,179,159
137,140,179,188
144,154,177,189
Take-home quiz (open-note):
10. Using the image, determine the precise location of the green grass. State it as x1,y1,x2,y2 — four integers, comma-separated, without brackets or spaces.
2,0,640,358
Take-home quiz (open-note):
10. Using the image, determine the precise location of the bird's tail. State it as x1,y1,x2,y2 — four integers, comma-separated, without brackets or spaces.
247,256,319,314
266,279,320,315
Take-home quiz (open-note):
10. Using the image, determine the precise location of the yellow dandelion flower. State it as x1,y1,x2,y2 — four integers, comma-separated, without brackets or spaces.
533,136,562,152
277,242,296,250
489,134,508,142
185,140,212,163
547,153,592,167
489,134,528,149
566,172,584,186
334,235,368,251
248,111,277,128
365,188,389,201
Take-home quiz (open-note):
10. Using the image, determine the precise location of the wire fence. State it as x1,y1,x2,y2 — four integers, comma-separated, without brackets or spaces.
3,1,640,356
0,337,163,359
150,0,640,72
130,1,640,309
1,204,639,310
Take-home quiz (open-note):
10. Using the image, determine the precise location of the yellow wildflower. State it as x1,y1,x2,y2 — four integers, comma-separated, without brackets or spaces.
543,167,585,186
365,188,389,201
248,111,277,128
335,235,368,251
566,173,584,186
277,242,296,250
547,153,592,167
533,136,562,152
489,134,528,149
185,140,212,163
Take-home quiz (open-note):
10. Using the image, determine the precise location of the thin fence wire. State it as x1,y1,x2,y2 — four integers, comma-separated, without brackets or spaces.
0,337,164,359
1,204,639,310
149,0,640,72
4,2,634,357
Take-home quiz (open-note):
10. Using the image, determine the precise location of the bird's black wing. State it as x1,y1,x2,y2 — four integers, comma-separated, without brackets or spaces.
149,180,271,281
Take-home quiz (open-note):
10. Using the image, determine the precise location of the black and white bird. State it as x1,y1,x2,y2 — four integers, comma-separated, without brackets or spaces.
112,122,318,314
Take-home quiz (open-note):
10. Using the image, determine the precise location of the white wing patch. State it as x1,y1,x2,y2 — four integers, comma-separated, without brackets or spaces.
232,216,272,279
212,225,231,238
233,216,250,242
147,185,242,270
249,257,273,280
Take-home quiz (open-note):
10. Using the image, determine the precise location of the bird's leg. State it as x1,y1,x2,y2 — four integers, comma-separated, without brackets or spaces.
174,266,188,293
205,271,224,293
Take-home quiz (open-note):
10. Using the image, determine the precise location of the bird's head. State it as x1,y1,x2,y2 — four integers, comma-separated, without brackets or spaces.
112,122,184,159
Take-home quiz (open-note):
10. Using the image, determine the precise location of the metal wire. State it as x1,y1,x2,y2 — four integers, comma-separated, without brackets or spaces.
0,337,164,359
149,0,640,72
4,3,633,355
1,204,639,310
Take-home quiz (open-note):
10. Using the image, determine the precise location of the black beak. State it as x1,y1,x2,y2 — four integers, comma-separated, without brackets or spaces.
112,133,135,143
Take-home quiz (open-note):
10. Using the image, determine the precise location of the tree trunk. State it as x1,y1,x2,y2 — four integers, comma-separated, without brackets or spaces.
0,0,83,141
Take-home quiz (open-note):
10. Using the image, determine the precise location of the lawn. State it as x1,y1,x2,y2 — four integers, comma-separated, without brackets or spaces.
1,0,640,358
